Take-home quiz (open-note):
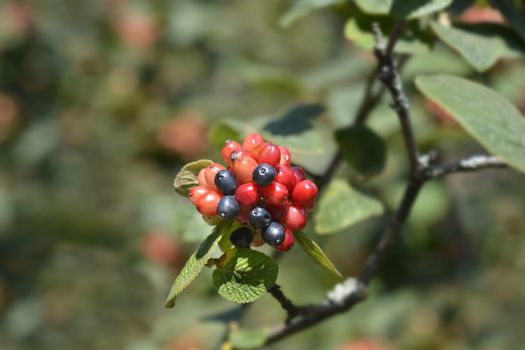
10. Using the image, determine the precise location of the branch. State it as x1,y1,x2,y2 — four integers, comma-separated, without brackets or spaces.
268,284,302,323
317,47,405,191
372,22,421,172
264,152,509,345
260,23,510,347
264,172,425,345
427,155,507,178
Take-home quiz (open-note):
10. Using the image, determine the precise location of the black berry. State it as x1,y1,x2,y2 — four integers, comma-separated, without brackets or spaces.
263,222,285,246
249,207,272,229
217,196,240,220
215,169,237,195
230,227,253,248
252,163,276,186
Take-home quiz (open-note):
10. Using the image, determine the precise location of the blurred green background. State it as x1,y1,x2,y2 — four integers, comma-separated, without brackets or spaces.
1,0,525,349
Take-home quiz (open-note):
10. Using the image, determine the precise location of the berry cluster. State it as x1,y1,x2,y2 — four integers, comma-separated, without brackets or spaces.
187,133,318,252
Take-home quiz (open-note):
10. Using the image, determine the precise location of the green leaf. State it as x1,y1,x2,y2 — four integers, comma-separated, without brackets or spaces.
431,22,525,72
336,125,387,177
173,159,213,196
431,22,499,72
263,104,338,175
492,0,525,42
354,0,452,19
208,119,242,149
165,223,228,308
344,17,433,54
294,231,342,279
280,0,347,28
228,328,266,349
415,74,525,174
315,179,384,234
213,249,278,304
263,104,326,153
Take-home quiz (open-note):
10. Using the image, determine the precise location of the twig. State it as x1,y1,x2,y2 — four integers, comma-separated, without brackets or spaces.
354,55,408,126
372,22,421,172
268,284,302,323
427,155,507,178
265,279,366,345
317,48,406,191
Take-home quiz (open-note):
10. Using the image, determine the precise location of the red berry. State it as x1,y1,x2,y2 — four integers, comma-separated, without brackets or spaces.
196,191,221,216
237,204,252,224
279,146,291,167
242,133,264,153
234,182,259,206
230,149,256,163
221,140,242,165
197,168,207,187
188,186,208,205
267,201,290,222
275,227,295,252
291,180,318,205
291,166,306,183
257,143,281,167
205,163,225,190
305,199,316,212
275,166,296,192
232,154,259,184
260,182,289,206
283,205,307,231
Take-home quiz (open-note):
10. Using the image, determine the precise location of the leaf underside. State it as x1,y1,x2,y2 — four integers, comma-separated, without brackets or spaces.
416,74,525,174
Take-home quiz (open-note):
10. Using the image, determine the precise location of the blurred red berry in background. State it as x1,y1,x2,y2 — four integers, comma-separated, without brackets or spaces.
158,111,210,160
142,231,179,266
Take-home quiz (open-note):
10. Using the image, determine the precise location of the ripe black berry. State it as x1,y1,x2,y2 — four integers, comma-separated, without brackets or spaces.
215,169,237,195
217,196,240,220
263,222,285,246
252,163,276,186
230,227,253,248
249,207,272,229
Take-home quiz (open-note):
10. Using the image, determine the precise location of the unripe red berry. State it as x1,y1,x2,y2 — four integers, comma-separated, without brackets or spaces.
221,140,242,165
260,182,289,206
242,133,264,153
234,182,259,206
196,190,221,216
197,168,207,187
275,227,295,252
205,163,225,190
258,143,281,167
279,146,291,167
283,205,307,231
232,155,259,184
291,166,306,183
291,180,318,206
275,166,296,192
188,186,208,205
